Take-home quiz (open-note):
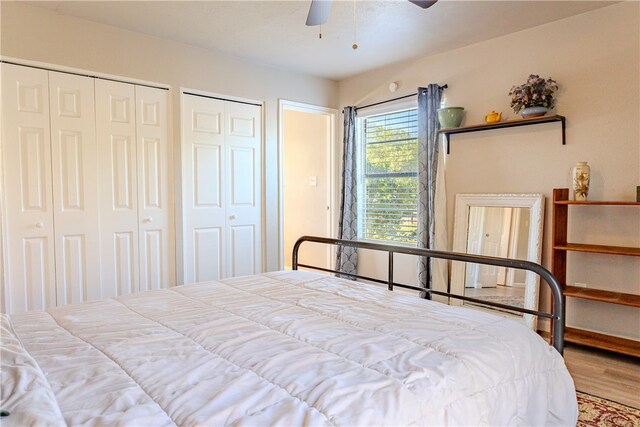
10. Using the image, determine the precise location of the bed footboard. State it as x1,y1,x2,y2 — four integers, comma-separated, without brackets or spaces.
292,235,565,355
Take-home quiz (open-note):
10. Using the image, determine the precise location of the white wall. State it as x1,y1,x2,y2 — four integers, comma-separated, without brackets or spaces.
0,1,339,279
338,2,640,339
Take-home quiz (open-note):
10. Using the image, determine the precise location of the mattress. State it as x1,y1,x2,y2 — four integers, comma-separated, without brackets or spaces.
1,270,577,426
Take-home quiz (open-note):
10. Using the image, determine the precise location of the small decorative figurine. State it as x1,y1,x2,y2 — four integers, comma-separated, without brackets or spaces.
485,111,502,124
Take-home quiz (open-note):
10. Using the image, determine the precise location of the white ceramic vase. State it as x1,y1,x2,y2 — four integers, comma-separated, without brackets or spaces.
572,162,590,201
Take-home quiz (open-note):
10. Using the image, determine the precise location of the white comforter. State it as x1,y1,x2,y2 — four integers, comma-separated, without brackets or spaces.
1,271,577,426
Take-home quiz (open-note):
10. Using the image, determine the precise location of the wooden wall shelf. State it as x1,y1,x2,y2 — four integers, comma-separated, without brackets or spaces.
555,200,640,206
553,243,640,257
439,114,566,154
564,286,640,308
551,188,640,357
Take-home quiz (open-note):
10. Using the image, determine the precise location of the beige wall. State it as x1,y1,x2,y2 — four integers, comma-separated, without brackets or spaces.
338,2,640,339
0,1,339,278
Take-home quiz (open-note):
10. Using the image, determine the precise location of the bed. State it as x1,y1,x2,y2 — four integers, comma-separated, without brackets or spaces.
1,236,577,426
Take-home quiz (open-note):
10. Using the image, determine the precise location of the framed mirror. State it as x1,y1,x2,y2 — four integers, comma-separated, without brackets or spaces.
450,194,545,329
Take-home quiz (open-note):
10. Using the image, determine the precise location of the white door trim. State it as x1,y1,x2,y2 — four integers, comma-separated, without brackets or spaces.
278,100,338,270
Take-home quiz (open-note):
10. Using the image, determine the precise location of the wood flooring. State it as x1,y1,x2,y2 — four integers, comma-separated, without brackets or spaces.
563,343,640,408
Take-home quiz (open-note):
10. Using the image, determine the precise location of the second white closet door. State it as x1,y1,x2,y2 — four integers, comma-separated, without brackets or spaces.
49,71,101,305
224,101,262,278
182,95,227,282
96,80,172,297
96,79,139,297
135,85,172,292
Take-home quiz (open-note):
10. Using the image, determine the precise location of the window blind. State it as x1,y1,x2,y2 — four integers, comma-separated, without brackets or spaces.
361,108,418,244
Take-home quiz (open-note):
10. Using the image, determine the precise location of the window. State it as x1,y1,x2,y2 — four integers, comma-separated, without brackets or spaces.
359,108,418,244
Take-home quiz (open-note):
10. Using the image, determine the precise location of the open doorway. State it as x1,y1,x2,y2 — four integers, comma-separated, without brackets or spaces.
279,101,336,270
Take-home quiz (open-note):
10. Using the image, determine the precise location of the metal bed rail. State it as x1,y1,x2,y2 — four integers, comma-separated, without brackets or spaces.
292,235,565,355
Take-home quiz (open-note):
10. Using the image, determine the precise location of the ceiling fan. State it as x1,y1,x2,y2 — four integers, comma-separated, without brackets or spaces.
306,0,438,26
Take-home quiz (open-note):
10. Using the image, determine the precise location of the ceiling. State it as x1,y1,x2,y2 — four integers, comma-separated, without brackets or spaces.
28,0,616,81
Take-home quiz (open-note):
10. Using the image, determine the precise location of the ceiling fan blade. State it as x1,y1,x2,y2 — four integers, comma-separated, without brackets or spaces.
408,0,438,9
306,0,332,26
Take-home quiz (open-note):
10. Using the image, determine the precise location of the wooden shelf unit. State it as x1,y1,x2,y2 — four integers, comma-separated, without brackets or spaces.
551,188,640,356
565,327,640,358
438,114,566,154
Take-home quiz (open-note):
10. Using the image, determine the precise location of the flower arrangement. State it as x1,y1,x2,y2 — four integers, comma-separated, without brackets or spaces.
508,74,558,113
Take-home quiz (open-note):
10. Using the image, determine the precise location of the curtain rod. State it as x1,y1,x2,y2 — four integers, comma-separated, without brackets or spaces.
354,84,448,112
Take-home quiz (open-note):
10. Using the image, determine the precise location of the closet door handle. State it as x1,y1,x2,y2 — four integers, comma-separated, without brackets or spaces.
143,216,153,223
35,222,44,229
229,215,236,220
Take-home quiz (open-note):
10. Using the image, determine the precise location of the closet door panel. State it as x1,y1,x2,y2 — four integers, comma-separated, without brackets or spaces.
225,102,262,276
229,146,255,206
193,227,223,281
114,231,136,295
1,63,56,313
182,94,227,282
96,79,139,298
229,225,256,277
48,71,100,305
194,145,222,207
21,237,53,309
136,86,172,291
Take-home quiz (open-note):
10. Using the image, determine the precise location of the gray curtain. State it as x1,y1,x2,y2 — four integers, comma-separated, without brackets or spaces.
335,106,358,277
417,85,444,292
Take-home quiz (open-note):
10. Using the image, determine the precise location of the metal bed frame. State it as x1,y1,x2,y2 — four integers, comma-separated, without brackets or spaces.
292,235,565,355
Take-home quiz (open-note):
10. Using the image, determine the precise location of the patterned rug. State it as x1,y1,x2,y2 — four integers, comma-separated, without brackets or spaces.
577,391,640,426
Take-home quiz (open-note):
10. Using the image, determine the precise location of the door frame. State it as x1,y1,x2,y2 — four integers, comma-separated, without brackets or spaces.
278,100,337,270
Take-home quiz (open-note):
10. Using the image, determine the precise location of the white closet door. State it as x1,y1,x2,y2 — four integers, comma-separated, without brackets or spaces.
225,102,262,277
48,71,101,305
96,79,139,297
182,94,227,282
1,63,56,313
135,85,172,291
